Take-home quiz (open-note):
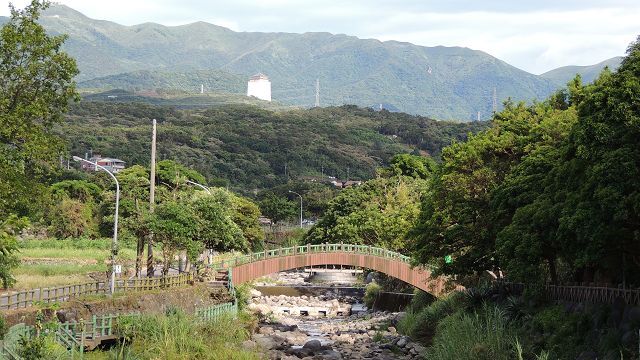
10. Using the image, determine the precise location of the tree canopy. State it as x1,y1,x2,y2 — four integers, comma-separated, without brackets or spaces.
0,0,78,218
411,37,640,285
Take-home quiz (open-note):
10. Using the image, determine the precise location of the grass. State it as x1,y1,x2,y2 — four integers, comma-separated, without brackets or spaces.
425,304,516,360
94,310,260,359
4,238,138,291
19,247,136,261
11,274,96,290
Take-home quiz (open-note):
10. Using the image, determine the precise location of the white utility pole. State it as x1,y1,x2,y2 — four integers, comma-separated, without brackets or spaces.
315,79,320,107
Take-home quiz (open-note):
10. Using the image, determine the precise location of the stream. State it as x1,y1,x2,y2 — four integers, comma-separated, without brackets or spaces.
243,271,425,360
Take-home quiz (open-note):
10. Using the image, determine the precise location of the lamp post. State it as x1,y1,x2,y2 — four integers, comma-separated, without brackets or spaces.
73,156,119,294
185,180,211,269
186,180,211,194
288,191,303,228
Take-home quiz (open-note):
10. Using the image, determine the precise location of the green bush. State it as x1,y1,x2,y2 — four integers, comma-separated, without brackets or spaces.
364,282,382,308
408,290,436,312
16,334,67,360
399,292,465,341
235,283,253,311
426,304,516,360
0,314,6,339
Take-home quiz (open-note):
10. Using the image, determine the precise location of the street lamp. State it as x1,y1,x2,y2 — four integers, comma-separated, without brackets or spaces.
288,190,303,229
73,156,119,294
186,180,211,194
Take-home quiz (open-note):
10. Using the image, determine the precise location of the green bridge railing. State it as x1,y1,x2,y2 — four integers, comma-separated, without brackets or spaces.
208,243,413,270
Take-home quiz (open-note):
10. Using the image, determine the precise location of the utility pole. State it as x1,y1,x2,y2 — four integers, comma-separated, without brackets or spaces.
147,119,157,278
315,79,320,107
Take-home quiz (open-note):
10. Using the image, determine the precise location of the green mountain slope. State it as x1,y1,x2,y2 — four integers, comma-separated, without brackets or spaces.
2,5,621,120
60,102,487,190
26,5,558,120
540,56,623,86
79,70,246,93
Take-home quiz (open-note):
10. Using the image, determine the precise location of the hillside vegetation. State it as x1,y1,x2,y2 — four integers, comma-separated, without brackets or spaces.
60,102,486,191
19,5,559,120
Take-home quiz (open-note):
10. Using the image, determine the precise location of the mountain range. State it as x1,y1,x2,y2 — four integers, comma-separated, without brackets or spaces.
0,5,623,120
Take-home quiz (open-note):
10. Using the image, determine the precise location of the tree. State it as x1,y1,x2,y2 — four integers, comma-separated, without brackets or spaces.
228,193,264,251
411,101,558,277
145,201,201,276
50,180,102,202
258,194,296,224
156,160,206,190
379,154,436,180
554,37,640,283
115,165,151,276
306,176,426,253
48,197,97,238
47,180,102,238
190,191,247,252
0,0,78,218
0,215,29,288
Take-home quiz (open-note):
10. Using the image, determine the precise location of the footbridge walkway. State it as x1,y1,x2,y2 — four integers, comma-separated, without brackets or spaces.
209,244,448,296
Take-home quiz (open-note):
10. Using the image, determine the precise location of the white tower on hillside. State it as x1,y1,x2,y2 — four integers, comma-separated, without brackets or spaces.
247,73,271,101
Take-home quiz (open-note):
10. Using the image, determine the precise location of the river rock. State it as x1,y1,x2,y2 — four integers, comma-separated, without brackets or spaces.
317,349,343,359
241,340,257,350
303,339,323,351
396,337,408,348
259,326,275,335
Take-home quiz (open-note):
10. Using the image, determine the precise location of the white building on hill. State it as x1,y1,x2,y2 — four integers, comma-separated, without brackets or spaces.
247,73,271,101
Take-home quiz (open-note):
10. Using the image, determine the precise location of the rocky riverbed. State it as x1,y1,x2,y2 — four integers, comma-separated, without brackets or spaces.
245,291,424,359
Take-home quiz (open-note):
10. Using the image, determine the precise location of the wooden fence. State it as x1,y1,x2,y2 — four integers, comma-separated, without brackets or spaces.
497,282,640,306
0,273,195,311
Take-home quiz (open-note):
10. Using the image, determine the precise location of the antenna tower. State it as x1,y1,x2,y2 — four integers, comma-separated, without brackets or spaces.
315,79,320,107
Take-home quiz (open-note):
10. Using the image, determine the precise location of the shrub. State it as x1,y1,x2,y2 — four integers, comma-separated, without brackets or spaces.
235,283,253,311
364,282,382,308
0,314,6,339
408,290,436,312
398,292,465,341
426,304,516,360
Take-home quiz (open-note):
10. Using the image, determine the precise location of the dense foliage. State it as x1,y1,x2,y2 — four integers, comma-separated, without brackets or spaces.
60,103,485,192
0,0,78,219
412,37,640,285
305,155,432,253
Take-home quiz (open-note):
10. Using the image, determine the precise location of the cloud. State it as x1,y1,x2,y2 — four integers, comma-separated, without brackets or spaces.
1,0,638,73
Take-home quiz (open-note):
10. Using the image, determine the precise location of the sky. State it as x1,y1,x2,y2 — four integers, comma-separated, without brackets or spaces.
1,0,639,74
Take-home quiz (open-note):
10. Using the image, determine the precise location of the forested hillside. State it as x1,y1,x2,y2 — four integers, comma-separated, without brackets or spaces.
8,5,560,120
540,56,622,86
60,103,486,191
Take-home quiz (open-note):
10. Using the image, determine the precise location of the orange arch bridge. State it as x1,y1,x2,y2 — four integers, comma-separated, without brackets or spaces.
211,244,450,296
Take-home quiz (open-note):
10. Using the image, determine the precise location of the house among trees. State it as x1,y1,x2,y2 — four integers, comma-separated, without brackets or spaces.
81,155,126,173
331,179,362,189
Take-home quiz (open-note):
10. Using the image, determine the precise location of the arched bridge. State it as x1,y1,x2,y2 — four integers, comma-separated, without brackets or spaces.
209,244,450,296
